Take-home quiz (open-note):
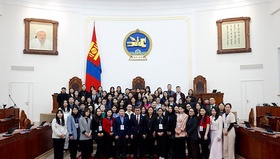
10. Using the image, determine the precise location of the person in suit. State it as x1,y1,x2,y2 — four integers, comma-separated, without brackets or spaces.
206,98,217,115
79,108,92,159
145,107,156,159
67,105,80,159
166,106,177,159
154,108,168,159
113,108,130,159
79,84,89,98
52,109,67,159
166,84,175,97
173,86,186,105
174,105,188,159
222,103,236,159
102,109,115,159
130,106,146,159
91,108,104,159
57,87,69,107
186,108,198,159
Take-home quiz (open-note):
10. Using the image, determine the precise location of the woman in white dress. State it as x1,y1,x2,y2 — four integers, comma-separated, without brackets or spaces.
209,107,223,159
222,103,236,159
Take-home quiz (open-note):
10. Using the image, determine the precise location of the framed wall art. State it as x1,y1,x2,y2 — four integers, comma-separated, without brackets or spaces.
216,17,251,54
23,18,59,55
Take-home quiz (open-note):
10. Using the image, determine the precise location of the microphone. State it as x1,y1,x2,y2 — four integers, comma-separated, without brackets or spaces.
9,94,17,108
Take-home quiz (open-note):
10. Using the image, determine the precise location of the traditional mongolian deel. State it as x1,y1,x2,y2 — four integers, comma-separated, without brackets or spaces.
123,29,152,61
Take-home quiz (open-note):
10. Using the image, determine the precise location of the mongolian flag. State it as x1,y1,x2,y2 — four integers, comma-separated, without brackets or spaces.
85,25,101,92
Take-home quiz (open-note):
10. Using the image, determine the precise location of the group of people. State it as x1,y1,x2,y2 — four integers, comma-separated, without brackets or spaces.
52,84,236,159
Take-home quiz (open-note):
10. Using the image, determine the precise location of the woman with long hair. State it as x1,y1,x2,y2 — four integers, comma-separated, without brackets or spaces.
174,105,188,159
209,107,223,159
91,108,104,159
186,108,198,159
52,109,67,159
67,105,80,159
79,108,92,159
140,96,150,110
154,108,167,159
60,100,71,150
145,107,156,159
198,107,210,159
102,109,115,159
222,103,236,159
166,106,177,159
94,97,102,110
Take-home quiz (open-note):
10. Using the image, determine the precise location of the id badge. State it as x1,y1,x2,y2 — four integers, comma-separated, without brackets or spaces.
210,125,216,131
110,126,113,132
159,124,163,130
199,126,203,132
98,126,102,131
75,123,78,128
177,123,181,128
60,127,65,133
120,125,124,130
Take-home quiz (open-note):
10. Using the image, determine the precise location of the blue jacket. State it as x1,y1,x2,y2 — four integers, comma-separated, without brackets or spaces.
67,115,79,140
113,116,130,137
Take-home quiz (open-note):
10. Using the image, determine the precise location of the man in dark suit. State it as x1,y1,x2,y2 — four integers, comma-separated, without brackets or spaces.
206,97,217,115
173,86,186,104
113,108,130,159
57,87,69,107
130,107,146,159
79,84,89,98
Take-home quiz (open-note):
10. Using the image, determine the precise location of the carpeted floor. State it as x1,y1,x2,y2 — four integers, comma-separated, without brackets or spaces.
36,149,245,159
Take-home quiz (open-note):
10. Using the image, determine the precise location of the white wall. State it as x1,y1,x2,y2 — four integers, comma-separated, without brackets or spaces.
194,2,280,119
0,1,279,122
81,18,192,92
0,4,82,121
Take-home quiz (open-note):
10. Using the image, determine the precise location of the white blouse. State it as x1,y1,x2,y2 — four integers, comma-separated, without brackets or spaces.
51,118,67,139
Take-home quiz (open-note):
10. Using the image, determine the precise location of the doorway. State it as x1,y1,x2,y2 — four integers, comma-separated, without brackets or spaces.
9,82,33,121
241,80,264,122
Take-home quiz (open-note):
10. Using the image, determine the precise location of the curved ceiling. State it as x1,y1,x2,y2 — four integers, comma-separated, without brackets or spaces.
1,0,270,16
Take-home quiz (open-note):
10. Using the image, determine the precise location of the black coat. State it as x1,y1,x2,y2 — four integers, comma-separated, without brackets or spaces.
186,116,198,141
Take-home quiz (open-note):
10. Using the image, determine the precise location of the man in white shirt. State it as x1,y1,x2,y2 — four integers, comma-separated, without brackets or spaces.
173,86,185,104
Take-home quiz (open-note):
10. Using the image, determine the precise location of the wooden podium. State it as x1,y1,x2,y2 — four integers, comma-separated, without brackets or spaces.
194,93,224,105
0,108,20,133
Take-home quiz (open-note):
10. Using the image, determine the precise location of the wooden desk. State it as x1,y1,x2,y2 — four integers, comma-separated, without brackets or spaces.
194,93,224,104
0,109,20,133
0,108,19,118
256,106,280,131
0,118,19,133
256,106,280,117
0,125,52,159
235,124,280,159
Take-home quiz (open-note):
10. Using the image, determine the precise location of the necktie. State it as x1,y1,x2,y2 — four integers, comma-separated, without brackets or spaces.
137,115,139,125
